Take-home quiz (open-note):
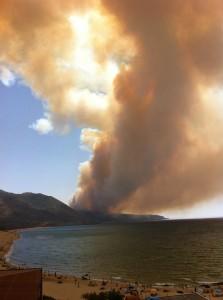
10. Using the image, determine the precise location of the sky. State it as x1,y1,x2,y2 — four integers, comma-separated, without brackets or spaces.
1,0,223,219
1,78,223,219
0,79,89,203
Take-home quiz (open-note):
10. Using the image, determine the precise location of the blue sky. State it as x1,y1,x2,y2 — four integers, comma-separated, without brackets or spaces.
0,80,89,203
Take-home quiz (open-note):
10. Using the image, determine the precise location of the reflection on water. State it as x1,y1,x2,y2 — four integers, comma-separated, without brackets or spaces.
9,219,223,283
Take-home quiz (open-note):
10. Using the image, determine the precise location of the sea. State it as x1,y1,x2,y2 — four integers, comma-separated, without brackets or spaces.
7,218,223,284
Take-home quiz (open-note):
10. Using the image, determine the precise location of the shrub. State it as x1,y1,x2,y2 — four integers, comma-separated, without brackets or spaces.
82,290,123,300
43,295,56,300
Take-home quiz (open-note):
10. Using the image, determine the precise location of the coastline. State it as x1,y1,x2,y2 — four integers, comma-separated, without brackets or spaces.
0,230,19,270
1,228,223,300
0,229,195,300
0,229,136,299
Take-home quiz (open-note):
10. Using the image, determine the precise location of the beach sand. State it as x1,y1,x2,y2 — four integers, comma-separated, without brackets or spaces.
43,277,196,300
42,271,198,300
0,230,19,270
43,278,114,300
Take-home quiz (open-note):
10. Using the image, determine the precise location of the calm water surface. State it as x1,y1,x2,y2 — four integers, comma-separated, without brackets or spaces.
8,219,223,283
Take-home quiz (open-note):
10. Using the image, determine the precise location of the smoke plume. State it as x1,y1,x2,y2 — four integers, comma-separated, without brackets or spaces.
2,0,223,213
74,0,223,213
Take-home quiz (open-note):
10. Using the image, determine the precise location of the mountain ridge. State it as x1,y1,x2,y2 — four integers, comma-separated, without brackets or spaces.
0,190,166,229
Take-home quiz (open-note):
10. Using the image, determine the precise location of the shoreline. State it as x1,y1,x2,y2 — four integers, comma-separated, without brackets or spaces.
0,229,195,299
0,230,20,270
1,229,223,300
1,228,223,285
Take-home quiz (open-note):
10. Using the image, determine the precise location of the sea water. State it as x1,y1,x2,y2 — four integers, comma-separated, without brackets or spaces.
8,219,223,283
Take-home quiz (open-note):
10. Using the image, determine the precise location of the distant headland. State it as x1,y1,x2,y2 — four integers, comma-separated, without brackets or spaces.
0,190,166,230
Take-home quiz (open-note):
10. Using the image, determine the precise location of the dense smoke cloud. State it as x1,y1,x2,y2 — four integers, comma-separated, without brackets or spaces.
74,0,223,213
0,0,127,130
2,0,223,213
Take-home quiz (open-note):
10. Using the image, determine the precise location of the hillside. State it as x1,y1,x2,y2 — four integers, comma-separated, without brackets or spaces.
0,190,83,229
0,190,166,229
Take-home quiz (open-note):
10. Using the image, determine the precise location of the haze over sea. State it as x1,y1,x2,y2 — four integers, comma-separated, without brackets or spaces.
8,219,223,284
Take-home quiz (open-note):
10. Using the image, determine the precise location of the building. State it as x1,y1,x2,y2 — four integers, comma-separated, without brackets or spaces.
0,268,42,300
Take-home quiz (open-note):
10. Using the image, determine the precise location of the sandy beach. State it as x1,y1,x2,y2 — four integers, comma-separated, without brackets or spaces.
0,230,19,270
43,276,122,300
43,276,197,300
